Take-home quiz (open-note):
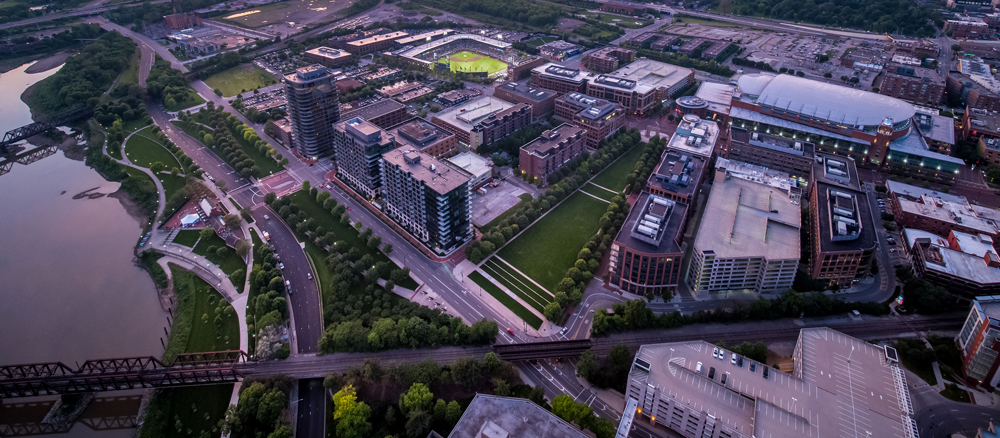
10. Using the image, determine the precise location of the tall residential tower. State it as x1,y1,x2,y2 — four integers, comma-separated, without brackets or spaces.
284,65,339,158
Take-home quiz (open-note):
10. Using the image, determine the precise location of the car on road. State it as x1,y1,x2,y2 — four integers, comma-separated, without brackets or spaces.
887,237,896,245
307,272,312,280
264,215,269,220
206,174,215,182
559,327,569,336
889,248,897,253
507,328,516,336
263,231,270,241
278,263,285,270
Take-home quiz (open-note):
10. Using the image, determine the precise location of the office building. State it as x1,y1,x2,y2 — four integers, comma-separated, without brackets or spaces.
667,115,720,159
732,73,963,182
431,96,533,150
333,118,396,199
444,394,588,438
339,99,408,130
264,117,294,146
964,108,1000,141
554,92,625,149
284,65,340,158
646,149,708,205
906,229,1000,297
688,159,802,293
958,296,1000,390
381,148,472,252
626,328,918,438
586,59,694,114
726,128,815,180
583,47,637,73
531,63,589,95
345,31,408,54
387,118,458,158
609,194,687,296
947,72,1000,113
493,82,558,119
446,151,494,190
887,180,1000,241
808,154,877,289
539,40,584,60
519,123,586,182
163,12,201,30
879,60,945,106
303,46,353,68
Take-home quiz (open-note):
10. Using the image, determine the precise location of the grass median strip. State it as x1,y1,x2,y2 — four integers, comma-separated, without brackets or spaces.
483,258,553,305
480,263,546,312
469,271,542,329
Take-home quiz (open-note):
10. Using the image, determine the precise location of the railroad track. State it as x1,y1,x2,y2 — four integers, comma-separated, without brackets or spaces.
493,339,593,361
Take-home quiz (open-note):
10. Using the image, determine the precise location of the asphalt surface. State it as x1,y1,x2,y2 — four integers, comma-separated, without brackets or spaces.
149,103,248,192
250,205,323,355
244,346,492,379
915,400,997,438
296,379,326,438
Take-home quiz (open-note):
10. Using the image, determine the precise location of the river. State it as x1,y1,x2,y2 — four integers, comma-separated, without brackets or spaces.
0,62,167,434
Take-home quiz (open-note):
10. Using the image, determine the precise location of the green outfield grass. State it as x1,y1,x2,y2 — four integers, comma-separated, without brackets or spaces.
437,51,508,75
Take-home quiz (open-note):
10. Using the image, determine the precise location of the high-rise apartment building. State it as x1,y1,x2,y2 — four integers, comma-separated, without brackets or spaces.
958,296,1000,389
381,148,472,253
333,118,396,199
688,159,802,293
284,65,340,158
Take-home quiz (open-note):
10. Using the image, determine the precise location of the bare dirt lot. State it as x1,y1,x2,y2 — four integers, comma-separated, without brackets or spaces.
222,0,356,29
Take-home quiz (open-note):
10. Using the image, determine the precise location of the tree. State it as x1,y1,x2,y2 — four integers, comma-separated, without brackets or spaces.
552,394,591,426
333,385,372,438
151,162,165,173
433,399,447,423
483,352,501,371
383,244,393,255
224,214,242,229
204,133,215,146
264,192,277,205
576,350,598,380
543,302,563,322
404,410,432,438
200,227,216,239
400,383,433,415
445,401,461,426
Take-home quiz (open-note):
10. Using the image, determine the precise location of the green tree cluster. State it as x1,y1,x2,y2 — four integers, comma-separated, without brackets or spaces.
220,377,294,438
551,395,616,438
576,345,633,391
191,103,279,179
94,97,149,126
632,47,734,77
712,0,940,37
246,243,289,355
591,291,889,336
146,56,196,109
30,31,136,113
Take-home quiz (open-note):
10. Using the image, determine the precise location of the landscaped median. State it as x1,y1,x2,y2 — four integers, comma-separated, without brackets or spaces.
468,271,542,329
480,258,553,312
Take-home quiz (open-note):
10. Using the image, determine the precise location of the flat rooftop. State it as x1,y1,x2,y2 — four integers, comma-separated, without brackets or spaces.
605,58,692,90
694,158,801,260
496,82,557,102
447,394,587,438
540,40,583,52
340,99,405,122
667,115,720,158
890,180,999,235
395,29,454,46
888,131,965,165
305,46,351,60
382,147,470,195
285,64,332,83
694,81,736,115
561,92,618,120
630,327,916,438
532,62,589,83
968,108,1000,135
347,31,408,47
731,128,815,161
613,192,687,254
915,111,955,146
648,149,706,200
434,96,517,130
906,228,1000,285
446,151,492,178
388,117,453,149
521,123,584,157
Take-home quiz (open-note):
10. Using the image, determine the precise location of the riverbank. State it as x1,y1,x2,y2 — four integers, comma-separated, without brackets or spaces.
25,51,72,74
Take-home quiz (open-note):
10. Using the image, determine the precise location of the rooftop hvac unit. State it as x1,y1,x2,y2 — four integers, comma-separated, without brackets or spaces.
828,167,847,176
640,220,660,230
834,215,857,226
643,214,662,225
637,224,657,236
837,221,848,235
833,207,854,216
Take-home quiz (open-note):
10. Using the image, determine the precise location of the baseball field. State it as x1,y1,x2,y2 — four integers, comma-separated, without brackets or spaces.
436,51,508,74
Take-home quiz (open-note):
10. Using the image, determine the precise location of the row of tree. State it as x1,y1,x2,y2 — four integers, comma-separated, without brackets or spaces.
625,135,667,195
247,242,290,359
632,47,735,78
146,56,197,109
187,103,282,179
220,376,293,438
31,31,136,113
712,0,940,37
591,291,890,336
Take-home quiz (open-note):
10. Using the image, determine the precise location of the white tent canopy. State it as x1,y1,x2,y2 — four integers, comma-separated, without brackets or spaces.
180,214,200,226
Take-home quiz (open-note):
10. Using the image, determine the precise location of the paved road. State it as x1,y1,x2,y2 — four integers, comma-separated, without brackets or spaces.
250,206,323,355
915,400,997,437
86,16,188,72
296,379,326,438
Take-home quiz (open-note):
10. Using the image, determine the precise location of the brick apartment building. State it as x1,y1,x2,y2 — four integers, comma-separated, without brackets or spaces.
492,82,558,119
531,63,589,95
340,99,408,130
519,124,586,181
582,47,637,73
432,96,533,150
554,92,625,148
600,2,641,15
878,60,945,106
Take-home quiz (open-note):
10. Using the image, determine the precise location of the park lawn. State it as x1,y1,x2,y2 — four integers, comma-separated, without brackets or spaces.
480,260,549,312
250,227,264,249
588,142,643,191
122,119,149,133
152,266,237,438
158,173,187,200
289,191,419,289
192,232,247,293
226,120,284,175
165,90,205,112
579,183,616,202
438,51,508,74
118,47,141,88
469,271,542,329
125,127,182,170
498,191,607,291
479,193,533,231
173,229,201,247
203,64,279,97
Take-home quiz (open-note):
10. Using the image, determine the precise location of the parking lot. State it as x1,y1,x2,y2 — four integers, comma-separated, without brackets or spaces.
471,180,531,228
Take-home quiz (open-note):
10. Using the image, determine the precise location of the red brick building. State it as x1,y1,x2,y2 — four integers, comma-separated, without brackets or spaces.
519,124,586,182
878,63,945,106
601,2,641,15
554,92,625,149
582,47,637,73
493,82,558,119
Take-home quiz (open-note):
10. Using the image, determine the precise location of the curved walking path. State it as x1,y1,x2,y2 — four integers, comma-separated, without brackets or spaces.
107,128,167,224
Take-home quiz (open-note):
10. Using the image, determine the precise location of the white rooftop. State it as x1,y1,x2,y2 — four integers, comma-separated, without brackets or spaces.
905,228,1000,285
737,73,916,128
446,151,493,178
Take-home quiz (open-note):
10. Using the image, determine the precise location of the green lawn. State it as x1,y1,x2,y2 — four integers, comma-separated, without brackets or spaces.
940,383,971,403
203,64,279,97
289,191,418,289
498,191,607,291
173,229,201,247
165,90,205,112
158,173,188,201
579,183,617,202
119,47,141,88
438,51,508,74
124,127,182,170
122,119,150,133
227,119,284,175
147,266,237,438
192,232,247,292
589,143,644,191
480,258,552,312
479,193,533,231
469,271,542,329
108,139,124,160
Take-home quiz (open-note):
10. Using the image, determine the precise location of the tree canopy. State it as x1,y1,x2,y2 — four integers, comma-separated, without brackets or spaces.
712,0,940,37
31,31,136,113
